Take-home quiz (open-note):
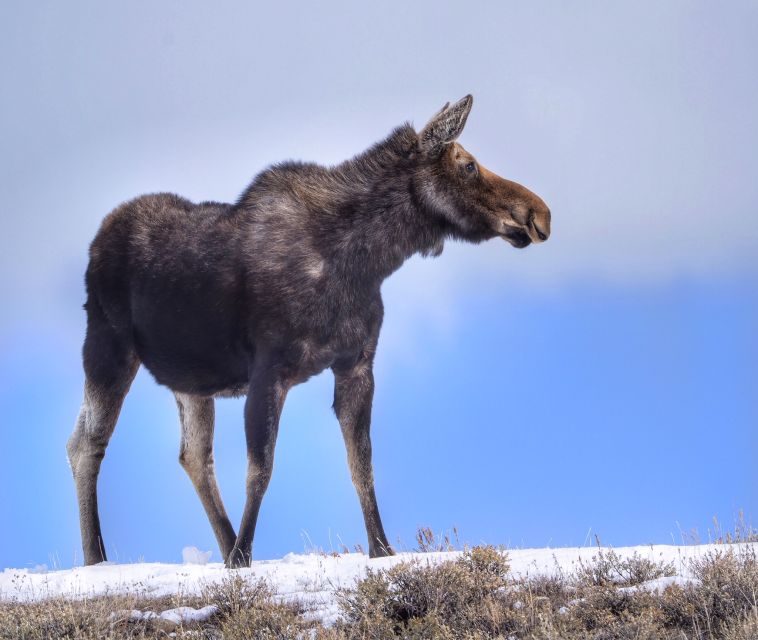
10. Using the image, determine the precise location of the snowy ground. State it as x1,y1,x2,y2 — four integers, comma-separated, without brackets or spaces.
0,544,750,625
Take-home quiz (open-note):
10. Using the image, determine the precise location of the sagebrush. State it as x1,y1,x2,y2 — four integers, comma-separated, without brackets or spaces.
2,545,756,639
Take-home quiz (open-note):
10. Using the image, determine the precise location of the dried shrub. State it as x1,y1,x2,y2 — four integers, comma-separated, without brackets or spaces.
722,606,758,640
338,545,512,637
574,549,677,587
218,603,308,640
660,545,758,636
202,574,312,640
571,587,663,633
201,574,273,618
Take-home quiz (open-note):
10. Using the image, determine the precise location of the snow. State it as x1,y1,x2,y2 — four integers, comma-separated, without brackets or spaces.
616,575,698,594
0,543,752,625
182,546,212,565
159,605,219,624
108,605,219,629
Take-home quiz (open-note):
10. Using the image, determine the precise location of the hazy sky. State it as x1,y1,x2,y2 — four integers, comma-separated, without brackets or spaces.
0,2,756,568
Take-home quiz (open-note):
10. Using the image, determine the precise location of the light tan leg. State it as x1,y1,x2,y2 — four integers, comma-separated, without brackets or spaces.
68,371,137,565
176,393,237,561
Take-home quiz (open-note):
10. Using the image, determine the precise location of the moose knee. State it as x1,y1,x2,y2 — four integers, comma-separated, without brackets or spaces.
66,431,83,473
178,447,213,476
178,449,193,471
67,412,109,476
68,439,107,477
246,452,275,493
178,429,214,474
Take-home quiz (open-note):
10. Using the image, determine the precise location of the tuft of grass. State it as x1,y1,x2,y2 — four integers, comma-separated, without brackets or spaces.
711,511,758,545
413,526,460,553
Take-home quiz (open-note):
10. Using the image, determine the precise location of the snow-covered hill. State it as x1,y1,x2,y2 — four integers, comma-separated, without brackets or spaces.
1,544,750,625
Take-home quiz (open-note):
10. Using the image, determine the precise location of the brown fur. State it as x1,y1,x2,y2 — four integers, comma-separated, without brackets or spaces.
67,95,551,567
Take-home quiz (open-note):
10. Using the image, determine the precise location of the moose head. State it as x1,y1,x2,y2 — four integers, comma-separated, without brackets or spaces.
416,94,551,249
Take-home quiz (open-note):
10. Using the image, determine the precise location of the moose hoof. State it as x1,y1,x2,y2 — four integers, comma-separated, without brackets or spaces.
369,544,395,559
225,547,252,568
84,549,108,566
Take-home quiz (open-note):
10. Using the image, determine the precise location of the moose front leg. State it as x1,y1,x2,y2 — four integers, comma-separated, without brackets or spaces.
333,357,393,558
175,393,237,562
227,364,289,568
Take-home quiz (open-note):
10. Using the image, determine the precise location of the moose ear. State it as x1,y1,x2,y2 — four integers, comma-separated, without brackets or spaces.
419,95,473,154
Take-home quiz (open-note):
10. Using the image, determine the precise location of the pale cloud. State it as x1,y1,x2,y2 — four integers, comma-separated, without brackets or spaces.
1,1,756,335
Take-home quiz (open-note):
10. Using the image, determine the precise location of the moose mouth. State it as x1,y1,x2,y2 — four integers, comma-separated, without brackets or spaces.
501,227,532,249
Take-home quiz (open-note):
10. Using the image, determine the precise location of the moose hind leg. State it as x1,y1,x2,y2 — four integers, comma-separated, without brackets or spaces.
67,300,138,565
176,393,237,562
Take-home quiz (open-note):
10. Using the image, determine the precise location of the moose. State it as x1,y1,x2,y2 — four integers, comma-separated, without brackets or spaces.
67,95,551,567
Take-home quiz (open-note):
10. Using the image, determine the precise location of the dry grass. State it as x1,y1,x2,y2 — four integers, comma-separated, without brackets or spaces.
0,591,208,639
0,576,309,640
334,544,758,639
2,541,756,639
413,527,460,553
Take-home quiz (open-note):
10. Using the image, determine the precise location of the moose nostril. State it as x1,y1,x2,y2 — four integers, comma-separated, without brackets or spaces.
528,208,548,241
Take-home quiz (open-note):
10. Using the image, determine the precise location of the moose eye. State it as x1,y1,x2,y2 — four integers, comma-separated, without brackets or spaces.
465,162,476,173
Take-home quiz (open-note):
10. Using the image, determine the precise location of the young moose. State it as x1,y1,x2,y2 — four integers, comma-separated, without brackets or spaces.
68,95,550,568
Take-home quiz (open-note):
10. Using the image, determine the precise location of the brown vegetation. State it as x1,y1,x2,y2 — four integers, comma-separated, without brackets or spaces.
1,544,756,639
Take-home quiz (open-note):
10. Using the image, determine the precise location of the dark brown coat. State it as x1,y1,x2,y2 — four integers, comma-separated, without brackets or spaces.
67,95,550,567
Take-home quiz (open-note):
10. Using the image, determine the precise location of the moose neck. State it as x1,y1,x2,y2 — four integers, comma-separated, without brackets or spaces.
328,125,445,287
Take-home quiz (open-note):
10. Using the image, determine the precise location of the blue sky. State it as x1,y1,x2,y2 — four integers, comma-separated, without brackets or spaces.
0,2,756,569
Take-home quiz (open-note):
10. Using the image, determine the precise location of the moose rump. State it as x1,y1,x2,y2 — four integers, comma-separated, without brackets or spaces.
87,194,252,396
